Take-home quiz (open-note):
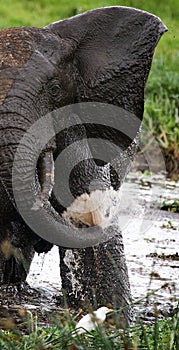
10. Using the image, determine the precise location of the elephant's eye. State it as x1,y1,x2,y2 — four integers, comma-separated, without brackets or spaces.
48,79,62,98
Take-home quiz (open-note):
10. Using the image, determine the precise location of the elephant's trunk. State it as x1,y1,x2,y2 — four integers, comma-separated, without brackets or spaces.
11,110,116,249
53,113,117,228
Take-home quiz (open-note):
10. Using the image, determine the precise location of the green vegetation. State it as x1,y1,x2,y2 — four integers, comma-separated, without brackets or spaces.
1,285,179,349
0,0,178,178
0,306,178,349
144,54,179,179
0,0,178,56
161,199,179,213
0,1,178,343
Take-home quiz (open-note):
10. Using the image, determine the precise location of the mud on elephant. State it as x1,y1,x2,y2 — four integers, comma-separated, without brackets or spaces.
0,7,166,322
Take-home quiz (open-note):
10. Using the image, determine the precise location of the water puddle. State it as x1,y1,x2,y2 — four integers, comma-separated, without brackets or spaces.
25,172,179,321
120,173,179,320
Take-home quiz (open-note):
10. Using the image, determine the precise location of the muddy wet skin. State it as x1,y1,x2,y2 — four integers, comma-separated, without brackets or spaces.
1,172,179,325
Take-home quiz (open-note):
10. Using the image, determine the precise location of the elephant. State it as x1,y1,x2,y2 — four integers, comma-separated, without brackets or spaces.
0,7,166,322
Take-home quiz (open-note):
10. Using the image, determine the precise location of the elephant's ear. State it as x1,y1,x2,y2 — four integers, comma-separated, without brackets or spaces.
46,7,167,118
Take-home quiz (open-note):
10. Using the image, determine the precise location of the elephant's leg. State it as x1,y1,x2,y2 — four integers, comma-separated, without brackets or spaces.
0,242,34,285
0,221,36,285
59,230,132,322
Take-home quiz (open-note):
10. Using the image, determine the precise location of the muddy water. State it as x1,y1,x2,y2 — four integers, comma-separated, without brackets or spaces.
119,173,179,320
27,172,179,320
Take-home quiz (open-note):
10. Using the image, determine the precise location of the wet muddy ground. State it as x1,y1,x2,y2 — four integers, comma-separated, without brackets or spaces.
1,172,179,325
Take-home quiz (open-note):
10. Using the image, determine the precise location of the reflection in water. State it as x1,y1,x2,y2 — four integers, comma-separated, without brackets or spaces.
27,172,179,318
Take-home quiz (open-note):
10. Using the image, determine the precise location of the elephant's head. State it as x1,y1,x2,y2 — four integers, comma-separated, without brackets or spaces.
0,7,167,248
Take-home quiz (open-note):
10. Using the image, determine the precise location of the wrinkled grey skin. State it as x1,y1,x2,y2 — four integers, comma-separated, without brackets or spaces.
0,7,166,322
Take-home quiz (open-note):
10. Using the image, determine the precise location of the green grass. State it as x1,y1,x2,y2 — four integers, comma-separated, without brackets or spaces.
0,0,178,56
0,3,178,346
0,308,178,349
0,0,178,177
144,54,179,162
